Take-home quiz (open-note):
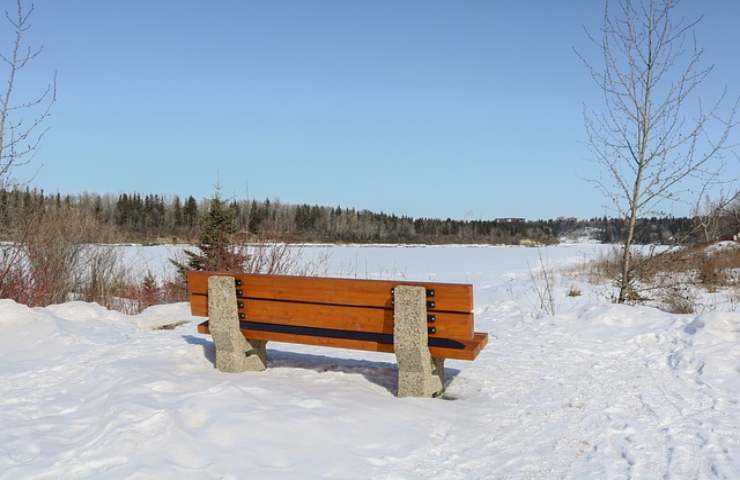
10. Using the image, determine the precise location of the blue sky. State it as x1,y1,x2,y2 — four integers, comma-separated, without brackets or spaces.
8,0,740,219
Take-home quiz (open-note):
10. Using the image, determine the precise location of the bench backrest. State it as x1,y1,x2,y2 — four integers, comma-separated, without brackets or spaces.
188,271,484,360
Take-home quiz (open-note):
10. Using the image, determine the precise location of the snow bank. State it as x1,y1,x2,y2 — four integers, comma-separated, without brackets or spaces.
129,303,195,330
0,299,46,327
581,303,677,329
685,311,740,341
705,240,739,254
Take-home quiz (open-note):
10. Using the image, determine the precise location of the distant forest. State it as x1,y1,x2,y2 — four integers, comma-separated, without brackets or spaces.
0,188,703,245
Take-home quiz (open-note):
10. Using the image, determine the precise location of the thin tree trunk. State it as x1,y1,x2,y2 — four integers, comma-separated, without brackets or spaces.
617,14,654,304
618,175,642,302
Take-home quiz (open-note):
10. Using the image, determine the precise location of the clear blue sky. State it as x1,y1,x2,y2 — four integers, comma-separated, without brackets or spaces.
9,0,740,219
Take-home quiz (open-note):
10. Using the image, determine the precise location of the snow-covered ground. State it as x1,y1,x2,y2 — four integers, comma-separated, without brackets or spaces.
1,244,739,479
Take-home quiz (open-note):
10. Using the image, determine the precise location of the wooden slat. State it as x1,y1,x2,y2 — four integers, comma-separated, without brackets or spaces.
186,271,473,313
196,321,488,361
189,294,473,340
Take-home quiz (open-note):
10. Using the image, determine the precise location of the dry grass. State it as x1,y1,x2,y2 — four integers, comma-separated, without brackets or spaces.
699,247,739,290
574,246,623,284
529,250,556,316
581,241,739,312
587,243,739,288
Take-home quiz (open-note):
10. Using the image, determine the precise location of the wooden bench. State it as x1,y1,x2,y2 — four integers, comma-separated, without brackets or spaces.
187,271,487,397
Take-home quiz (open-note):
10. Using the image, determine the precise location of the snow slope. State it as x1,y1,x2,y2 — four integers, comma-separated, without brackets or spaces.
1,245,739,479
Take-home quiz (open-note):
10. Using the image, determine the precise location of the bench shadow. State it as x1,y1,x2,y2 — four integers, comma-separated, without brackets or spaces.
182,335,461,396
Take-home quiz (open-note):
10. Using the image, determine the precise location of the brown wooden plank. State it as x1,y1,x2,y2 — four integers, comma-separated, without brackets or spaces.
464,332,488,361
186,271,473,313
189,294,473,340
196,322,488,361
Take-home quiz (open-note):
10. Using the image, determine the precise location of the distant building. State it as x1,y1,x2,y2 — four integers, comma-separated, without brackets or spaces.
495,217,525,224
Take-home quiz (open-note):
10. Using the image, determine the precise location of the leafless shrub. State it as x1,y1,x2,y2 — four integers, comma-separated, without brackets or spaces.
731,288,740,311
661,286,696,314
77,244,133,308
693,190,740,243
244,242,329,277
0,208,80,305
529,250,556,316
244,243,300,275
0,206,131,308
0,242,25,300
567,285,582,297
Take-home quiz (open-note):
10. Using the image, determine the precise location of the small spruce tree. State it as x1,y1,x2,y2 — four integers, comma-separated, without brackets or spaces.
140,271,160,308
172,191,246,278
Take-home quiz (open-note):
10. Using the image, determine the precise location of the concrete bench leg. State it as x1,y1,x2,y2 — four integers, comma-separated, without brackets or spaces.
393,285,445,398
208,276,267,373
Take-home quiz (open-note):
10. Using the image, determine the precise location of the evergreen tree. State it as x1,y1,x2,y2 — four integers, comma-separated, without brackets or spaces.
140,271,160,308
183,195,198,227
173,195,183,227
93,196,103,220
172,191,246,277
115,194,129,225
248,199,262,233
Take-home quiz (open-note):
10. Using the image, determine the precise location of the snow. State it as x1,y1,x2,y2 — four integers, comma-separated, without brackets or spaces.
1,244,739,478
112,242,612,281
705,240,738,254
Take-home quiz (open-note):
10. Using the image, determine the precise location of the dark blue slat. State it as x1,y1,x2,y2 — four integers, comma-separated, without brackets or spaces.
201,320,465,350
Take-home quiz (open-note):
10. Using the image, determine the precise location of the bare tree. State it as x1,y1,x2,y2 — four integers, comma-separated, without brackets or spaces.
723,189,740,237
0,0,56,187
578,0,738,303
692,188,739,243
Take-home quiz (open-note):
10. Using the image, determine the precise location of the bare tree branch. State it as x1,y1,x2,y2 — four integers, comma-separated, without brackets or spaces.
0,0,56,188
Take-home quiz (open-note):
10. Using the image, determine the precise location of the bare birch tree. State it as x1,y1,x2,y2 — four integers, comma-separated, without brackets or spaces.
692,188,739,243
578,0,738,303
0,0,55,187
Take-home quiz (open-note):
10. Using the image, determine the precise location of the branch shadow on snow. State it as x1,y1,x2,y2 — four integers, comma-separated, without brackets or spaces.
182,335,461,396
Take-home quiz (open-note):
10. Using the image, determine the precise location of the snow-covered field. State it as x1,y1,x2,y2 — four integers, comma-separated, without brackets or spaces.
1,244,739,479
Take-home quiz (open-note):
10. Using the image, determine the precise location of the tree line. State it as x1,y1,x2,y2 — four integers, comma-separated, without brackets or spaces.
2,187,733,245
